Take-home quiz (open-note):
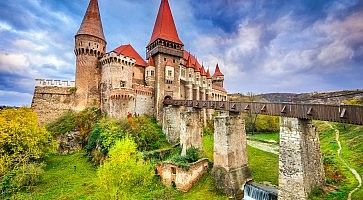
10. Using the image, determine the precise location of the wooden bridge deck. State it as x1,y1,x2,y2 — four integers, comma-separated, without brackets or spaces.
163,99,363,125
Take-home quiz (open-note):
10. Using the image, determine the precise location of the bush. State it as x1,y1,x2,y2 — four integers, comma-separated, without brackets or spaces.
170,147,201,170
46,111,76,136
46,108,103,145
96,138,154,199
0,108,56,194
127,116,168,151
85,118,127,164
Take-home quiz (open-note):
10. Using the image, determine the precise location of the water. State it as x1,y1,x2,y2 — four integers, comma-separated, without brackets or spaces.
243,183,277,200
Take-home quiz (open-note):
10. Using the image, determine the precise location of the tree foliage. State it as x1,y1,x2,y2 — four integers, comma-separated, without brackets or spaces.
0,108,57,194
96,138,154,199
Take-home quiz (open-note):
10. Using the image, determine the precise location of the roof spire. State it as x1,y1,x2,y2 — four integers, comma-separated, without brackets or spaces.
149,0,183,45
76,0,105,41
213,63,224,77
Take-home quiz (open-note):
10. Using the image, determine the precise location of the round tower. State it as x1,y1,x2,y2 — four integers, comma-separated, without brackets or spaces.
212,63,225,88
74,0,106,110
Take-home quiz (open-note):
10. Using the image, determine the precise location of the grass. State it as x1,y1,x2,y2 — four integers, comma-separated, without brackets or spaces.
310,122,363,200
203,132,279,186
202,134,214,161
247,132,279,143
10,152,97,200
247,145,279,185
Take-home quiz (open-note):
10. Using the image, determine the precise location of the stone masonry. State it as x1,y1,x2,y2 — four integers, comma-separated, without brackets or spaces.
162,105,182,144
180,109,203,156
278,117,325,200
212,111,252,196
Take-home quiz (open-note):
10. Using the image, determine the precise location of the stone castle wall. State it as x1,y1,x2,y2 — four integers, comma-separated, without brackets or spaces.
156,159,209,192
31,86,75,125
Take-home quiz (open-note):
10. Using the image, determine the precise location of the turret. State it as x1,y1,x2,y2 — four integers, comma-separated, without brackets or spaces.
145,57,156,87
147,0,184,120
74,0,106,110
212,63,224,88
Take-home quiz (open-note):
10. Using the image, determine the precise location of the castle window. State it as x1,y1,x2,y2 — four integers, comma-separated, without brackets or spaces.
89,42,91,46
167,70,172,77
120,81,126,88
189,74,191,78
133,73,135,77
122,66,124,70
173,59,175,63
164,58,167,62
151,70,154,76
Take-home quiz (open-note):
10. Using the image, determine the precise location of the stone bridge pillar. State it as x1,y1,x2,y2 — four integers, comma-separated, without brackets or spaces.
279,117,325,200
162,105,181,144
180,109,203,156
213,111,252,197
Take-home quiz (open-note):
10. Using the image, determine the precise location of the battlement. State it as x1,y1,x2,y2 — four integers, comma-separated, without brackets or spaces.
35,79,75,88
100,52,136,66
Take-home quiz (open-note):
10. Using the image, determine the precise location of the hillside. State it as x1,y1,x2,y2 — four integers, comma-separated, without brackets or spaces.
229,89,363,104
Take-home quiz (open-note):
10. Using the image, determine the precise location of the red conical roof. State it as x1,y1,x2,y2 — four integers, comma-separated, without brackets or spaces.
147,57,155,66
206,69,211,78
76,0,105,41
201,66,207,76
149,0,183,45
213,63,224,77
114,44,147,67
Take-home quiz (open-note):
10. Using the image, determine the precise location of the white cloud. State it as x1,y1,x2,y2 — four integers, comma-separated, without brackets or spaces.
0,53,30,74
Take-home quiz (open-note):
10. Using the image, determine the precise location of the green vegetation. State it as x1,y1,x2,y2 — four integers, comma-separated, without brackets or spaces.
203,134,214,161
343,97,363,105
169,147,202,170
247,132,279,143
85,115,169,164
247,145,279,185
310,122,363,200
11,152,97,200
46,108,103,144
0,108,57,196
96,138,155,199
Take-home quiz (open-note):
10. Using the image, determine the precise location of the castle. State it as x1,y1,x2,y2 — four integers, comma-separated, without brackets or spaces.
31,0,227,124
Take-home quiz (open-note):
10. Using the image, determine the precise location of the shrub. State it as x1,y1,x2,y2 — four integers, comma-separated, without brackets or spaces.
85,118,127,164
75,108,103,144
126,116,168,151
0,108,56,194
96,137,154,199
46,111,76,136
170,147,201,170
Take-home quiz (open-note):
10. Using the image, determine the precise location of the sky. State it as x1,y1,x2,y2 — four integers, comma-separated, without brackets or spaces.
0,0,362,106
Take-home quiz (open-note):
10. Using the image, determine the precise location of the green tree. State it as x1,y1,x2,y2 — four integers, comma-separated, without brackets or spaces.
0,108,57,194
96,138,154,199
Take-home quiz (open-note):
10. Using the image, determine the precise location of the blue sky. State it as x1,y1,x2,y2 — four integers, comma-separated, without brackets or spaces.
0,0,362,106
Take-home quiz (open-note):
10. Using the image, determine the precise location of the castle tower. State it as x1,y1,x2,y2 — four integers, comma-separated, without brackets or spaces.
145,57,156,87
147,0,184,120
74,0,106,110
212,63,225,88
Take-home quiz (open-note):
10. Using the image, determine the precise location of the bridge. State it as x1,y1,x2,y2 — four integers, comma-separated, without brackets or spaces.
162,99,363,200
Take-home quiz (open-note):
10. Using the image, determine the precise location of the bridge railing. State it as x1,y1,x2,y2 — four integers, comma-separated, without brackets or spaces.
163,99,363,125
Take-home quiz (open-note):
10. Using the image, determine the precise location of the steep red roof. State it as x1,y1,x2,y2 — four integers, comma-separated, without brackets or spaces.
206,69,211,78
200,66,207,76
147,57,155,66
76,0,105,41
113,44,147,67
213,63,224,77
194,59,201,72
149,0,183,45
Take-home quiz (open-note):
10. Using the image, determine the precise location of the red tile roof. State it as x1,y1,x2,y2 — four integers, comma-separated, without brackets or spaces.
76,0,105,41
206,69,211,78
213,63,224,77
149,0,183,45
147,57,155,66
201,65,207,76
113,44,147,67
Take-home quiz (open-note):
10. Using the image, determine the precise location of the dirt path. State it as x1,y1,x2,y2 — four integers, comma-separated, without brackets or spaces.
327,123,362,200
247,140,279,155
